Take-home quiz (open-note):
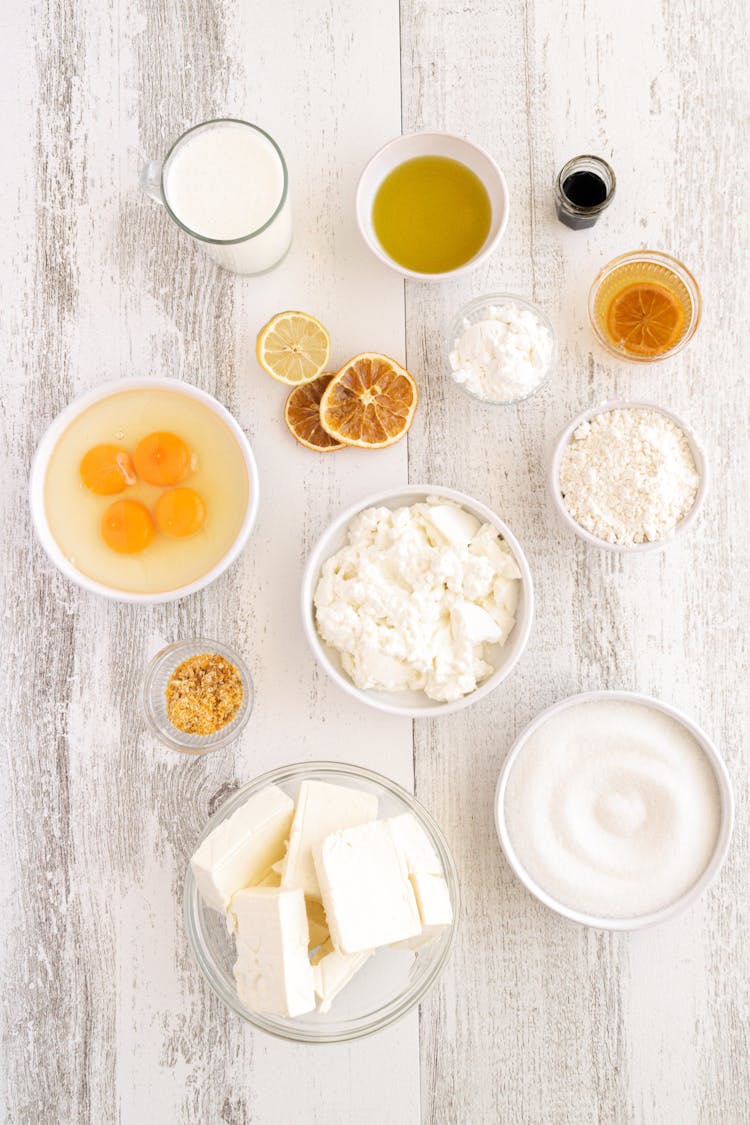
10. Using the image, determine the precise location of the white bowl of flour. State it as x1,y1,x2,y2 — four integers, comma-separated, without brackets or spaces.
548,400,708,551
494,691,734,931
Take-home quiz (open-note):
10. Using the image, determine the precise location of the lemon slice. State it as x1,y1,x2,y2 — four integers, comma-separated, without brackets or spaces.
256,310,331,386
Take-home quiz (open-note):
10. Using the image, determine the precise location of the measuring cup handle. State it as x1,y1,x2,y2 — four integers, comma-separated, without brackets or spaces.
139,160,164,204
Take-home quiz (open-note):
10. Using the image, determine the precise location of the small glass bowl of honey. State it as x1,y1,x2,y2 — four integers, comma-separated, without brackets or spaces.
588,250,701,363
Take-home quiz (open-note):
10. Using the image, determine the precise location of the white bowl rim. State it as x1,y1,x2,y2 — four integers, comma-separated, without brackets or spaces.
548,399,709,553
183,759,461,1043
301,483,535,717
355,130,510,282
494,689,735,931
29,376,260,604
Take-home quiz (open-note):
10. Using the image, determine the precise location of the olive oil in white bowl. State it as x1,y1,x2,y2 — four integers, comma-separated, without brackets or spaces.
356,131,509,282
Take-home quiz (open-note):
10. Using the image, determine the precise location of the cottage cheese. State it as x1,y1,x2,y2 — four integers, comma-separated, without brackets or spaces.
313,499,522,702
449,301,553,402
559,407,701,545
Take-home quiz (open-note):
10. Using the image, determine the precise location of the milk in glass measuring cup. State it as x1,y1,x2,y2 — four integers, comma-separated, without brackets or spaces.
141,119,292,274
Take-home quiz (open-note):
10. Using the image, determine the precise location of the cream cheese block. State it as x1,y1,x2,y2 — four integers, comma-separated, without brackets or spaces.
232,886,315,1018
190,785,295,913
388,812,442,874
312,941,373,1013
313,820,422,953
388,813,453,948
392,871,454,949
281,780,378,901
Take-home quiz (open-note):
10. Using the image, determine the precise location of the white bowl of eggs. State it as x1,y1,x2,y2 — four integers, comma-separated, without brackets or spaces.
29,377,260,604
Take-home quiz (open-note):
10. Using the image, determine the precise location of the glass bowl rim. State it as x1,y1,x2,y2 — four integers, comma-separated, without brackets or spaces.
447,292,556,406
142,638,254,754
587,249,702,363
183,760,461,1043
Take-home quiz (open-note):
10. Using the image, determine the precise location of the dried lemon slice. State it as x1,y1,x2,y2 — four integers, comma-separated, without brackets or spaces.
284,374,346,452
320,353,418,449
256,310,331,386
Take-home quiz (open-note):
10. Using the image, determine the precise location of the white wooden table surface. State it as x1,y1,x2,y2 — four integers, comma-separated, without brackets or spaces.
2,1,748,1122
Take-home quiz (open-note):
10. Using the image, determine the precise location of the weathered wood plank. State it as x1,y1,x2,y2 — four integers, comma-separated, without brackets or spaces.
2,0,749,1122
401,0,750,1122
1,1,417,1122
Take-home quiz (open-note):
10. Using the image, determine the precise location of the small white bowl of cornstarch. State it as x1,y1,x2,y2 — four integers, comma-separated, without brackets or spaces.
549,401,708,552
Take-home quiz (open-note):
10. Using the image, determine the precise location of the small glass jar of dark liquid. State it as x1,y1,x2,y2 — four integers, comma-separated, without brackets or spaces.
555,155,615,230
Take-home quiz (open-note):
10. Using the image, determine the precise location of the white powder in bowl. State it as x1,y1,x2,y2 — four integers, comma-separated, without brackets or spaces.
559,407,701,545
449,302,554,403
504,699,721,919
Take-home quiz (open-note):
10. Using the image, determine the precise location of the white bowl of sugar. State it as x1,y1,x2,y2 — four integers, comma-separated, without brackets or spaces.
494,691,734,931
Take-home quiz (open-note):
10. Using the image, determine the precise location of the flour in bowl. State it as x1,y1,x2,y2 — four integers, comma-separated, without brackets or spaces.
559,407,701,545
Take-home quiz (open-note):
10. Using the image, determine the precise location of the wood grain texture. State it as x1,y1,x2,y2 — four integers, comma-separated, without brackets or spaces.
401,1,750,1123
1,1,417,1123
1,0,748,1123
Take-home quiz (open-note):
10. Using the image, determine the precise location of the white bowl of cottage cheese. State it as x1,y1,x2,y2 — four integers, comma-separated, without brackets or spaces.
301,486,534,717
548,400,708,552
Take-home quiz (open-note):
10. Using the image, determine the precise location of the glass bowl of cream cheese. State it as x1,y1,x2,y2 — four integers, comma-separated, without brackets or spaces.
183,760,459,1042
494,691,734,930
447,294,555,405
301,485,534,717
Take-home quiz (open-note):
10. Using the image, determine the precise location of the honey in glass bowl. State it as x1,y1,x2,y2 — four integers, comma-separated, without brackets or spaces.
589,251,701,362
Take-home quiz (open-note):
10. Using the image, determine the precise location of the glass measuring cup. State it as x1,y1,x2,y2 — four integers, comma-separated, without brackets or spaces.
140,118,292,275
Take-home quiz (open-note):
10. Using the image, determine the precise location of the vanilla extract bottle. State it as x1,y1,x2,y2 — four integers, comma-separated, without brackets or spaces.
555,155,615,230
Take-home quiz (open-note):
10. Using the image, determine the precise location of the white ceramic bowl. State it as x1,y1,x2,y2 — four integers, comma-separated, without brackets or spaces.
29,377,260,604
494,690,734,931
548,400,708,553
301,485,534,718
355,131,510,281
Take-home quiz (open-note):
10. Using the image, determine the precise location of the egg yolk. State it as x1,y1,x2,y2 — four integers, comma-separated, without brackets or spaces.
101,499,155,554
133,431,191,486
80,444,136,495
154,487,207,538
